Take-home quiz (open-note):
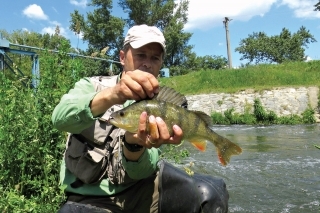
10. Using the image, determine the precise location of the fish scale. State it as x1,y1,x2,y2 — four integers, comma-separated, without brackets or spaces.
109,86,242,166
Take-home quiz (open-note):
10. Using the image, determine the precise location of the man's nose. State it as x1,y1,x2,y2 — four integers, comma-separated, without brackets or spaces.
142,58,152,68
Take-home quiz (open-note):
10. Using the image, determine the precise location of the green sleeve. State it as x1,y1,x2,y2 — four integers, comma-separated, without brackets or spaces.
52,77,97,133
121,148,160,180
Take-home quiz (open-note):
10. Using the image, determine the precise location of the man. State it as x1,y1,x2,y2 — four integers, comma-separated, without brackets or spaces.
53,24,228,213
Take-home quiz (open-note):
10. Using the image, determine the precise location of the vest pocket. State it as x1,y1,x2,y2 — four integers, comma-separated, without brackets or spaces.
65,135,108,184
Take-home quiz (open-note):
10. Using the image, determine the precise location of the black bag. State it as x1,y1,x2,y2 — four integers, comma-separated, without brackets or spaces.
158,160,229,213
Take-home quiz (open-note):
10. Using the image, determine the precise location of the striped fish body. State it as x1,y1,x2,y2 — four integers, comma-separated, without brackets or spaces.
122,99,211,138
109,87,242,166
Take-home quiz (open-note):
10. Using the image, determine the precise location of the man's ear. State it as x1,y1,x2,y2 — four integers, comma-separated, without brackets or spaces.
119,50,125,66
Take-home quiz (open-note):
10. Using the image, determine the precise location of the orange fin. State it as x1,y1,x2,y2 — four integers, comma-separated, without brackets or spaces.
217,149,227,166
190,141,207,152
215,137,242,166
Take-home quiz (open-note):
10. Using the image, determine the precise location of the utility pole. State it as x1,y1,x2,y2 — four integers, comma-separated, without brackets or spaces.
223,17,232,69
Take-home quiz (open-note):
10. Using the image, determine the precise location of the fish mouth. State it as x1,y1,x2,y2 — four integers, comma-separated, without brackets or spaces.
108,117,117,125
108,117,121,127
108,117,137,133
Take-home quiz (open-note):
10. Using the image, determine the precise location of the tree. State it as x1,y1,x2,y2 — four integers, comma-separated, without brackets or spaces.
70,0,125,57
69,0,125,75
235,27,317,64
314,1,320,11
0,29,71,64
69,10,86,50
197,55,228,70
118,0,193,68
118,0,175,29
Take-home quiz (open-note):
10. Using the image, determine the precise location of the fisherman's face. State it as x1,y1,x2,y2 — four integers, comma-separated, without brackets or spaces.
120,43,163,77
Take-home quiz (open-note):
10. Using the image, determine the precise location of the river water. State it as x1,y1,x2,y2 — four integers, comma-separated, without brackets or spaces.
180,124,320,213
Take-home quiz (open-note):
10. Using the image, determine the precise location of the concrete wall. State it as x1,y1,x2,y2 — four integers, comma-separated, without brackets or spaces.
186,87,320,122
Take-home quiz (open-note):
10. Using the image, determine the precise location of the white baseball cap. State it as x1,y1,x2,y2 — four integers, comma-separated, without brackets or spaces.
123,24,166,53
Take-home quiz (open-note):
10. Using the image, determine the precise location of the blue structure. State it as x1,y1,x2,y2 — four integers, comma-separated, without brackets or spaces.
0,33,120,89
0,35,39,88
159,68,170,77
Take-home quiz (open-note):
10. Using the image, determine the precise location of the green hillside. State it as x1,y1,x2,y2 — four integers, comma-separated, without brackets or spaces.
160,60,320,95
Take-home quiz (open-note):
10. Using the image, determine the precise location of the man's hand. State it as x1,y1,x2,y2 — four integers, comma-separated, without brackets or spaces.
125,112,183,149
90,70,159,117
113,70,160,104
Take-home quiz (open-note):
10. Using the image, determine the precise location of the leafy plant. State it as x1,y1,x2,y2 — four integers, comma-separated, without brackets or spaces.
301,107,316,123
210,98,315,125
235,26,317,64
0,38,84,212
160,144,190,164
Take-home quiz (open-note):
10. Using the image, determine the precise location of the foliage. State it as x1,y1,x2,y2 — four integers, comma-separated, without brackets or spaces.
210,98,316,125
69,0,125,58
1,28,117,78
162,1,193,68
314,1,320,11
301,108,316,124
0,37,88,212
118,0,194,68
159,60,320,95
0,29,77,88
195,55,228,70
118,0,176,29
169,54,228,76
253,99,277,123
160,144,190,164
0,29,71,50
235,26,317,64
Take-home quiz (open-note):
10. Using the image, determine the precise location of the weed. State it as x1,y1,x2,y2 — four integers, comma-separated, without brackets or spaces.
210,98,315,125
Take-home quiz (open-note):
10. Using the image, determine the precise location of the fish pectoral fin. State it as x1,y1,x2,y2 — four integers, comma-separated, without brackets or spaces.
190,140,207,152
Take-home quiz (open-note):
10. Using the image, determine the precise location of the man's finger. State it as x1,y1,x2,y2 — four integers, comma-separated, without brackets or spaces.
138,112,148,136
148,115,159,139
169,125,183,145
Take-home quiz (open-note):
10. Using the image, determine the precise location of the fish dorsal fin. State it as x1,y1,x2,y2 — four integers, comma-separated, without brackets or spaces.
193,111,213,126
154,86,187,107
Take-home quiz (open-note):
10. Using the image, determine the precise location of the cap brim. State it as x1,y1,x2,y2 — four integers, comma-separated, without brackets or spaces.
130,40,166,53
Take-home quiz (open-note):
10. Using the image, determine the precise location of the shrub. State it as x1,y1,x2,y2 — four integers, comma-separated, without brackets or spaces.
0,39,84,212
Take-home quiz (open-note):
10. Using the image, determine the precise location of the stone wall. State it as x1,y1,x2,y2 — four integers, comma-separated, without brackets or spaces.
186,86,320,122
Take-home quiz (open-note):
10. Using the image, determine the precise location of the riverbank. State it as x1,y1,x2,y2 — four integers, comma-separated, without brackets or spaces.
186,86,320,122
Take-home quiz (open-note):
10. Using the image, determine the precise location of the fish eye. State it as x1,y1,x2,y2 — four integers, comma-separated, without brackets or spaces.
119,111,125,116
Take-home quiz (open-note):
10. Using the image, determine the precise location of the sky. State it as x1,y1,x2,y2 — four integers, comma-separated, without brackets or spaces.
1,0,320,67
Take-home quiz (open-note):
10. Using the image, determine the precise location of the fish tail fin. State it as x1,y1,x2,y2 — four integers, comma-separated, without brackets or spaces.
213,135,242,166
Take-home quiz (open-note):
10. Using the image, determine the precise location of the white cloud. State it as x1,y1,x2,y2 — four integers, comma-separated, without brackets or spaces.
22,28,30,32
50,21,62,26
78,32,84,39
280,0,320,18
183,0,320,30
41,25,68,38
40,20,69,38
70,0,87,8
304,55,313,61
184,0,277,30
23,4,48,20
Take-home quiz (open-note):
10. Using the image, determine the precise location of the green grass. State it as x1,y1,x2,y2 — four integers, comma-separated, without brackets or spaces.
160,60,320,125
160,60,320,94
